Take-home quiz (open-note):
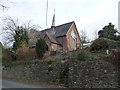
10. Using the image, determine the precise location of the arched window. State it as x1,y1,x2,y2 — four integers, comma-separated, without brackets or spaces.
46,45,49,51
71,30,77,49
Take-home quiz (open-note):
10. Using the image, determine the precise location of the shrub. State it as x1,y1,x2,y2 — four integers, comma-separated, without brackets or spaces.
105,49,120,66
77,50,91,61
50,51,60,56
0,44,2,63
35,38,47,58
50,51,57,56
56,59,63,64
2,48,14,63
16,46,37,61
107,39,118,49
90,38,108,51
90,38,118,51
47,60,53,64
48,67,54,72
117,41,120,48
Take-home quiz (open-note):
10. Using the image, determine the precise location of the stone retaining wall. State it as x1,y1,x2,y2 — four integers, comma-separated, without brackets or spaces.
2,60,118,88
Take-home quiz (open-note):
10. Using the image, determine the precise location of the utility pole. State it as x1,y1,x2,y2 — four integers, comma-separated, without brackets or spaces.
118,1,120,33
46,0,48,26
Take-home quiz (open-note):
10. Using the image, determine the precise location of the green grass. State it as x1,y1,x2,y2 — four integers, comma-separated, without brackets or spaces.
90,52,105,60
75,49,107,61
2,48,108,66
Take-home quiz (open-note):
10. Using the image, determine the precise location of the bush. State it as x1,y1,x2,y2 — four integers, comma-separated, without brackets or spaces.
16,46,37,61
48,67,54,72
105,49,120,66
47,60,53,64
90,38,118,51
2,48,14,63
50,51,57,56
107,39,118,49
117,41,120,48
35,38,47,58
50,51,60,56
77,50,91,61
0,44,2,63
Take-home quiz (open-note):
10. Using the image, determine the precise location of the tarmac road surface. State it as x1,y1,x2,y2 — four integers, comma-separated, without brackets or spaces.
2,79,49,88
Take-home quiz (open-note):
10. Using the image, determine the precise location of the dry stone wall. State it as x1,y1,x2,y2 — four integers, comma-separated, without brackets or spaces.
2,60,118,88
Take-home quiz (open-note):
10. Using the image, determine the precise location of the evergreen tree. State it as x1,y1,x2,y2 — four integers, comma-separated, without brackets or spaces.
13,26,29,52
98,23,118,40
35,38,47,59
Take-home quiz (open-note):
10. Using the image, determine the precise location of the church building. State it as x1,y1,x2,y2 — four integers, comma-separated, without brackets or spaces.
28,14,81,52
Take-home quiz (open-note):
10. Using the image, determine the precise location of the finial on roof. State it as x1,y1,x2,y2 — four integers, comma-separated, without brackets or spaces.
51,8,55,28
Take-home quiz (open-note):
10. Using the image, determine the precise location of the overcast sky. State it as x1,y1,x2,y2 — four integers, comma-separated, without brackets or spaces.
0,0,119,43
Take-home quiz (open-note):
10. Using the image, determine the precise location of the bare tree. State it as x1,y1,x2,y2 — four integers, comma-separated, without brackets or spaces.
93,30,98,40
0,0,10,10
79,30,87,43
2,16,40,47
0,3,8,10
79,30,91,48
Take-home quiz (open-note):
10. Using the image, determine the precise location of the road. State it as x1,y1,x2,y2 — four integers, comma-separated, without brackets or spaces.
2,79,49,88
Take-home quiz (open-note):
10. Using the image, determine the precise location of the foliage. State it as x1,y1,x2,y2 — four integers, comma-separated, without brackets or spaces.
56,59,64,64
0,1,9,10
3,59,42,66
13,26,29,52
98,23,118,40
90,38,118,51
48,67,54,72
2,48,14,63
50,51,57,56
2,17,41,61
77,50,92,61
0,42,3,63
16,46,37,61
114,36,120,47
107,39,119,49
117,41,120,48
2,17,38,48
47,60,53,64
90,38,108,51
105,49,120,66
79,30,89,44
35,38,47,58
50,51,60,56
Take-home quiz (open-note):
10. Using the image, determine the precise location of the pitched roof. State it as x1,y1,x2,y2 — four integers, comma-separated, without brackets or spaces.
45,32,59,44
40,21,74,37
28,21,74,47
28,29,40,47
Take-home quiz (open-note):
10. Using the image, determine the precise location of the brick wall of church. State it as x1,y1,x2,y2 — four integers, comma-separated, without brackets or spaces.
44,36,62,51
56,36,68,51
66,23,81,51
44,24,81,52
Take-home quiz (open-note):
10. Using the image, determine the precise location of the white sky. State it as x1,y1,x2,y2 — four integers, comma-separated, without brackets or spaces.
0,0,119,43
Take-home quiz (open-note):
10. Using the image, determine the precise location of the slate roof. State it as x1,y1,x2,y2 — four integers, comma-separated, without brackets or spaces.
45,32,59,44
28,29,40,47
29,21,74,47
40,21,74,37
